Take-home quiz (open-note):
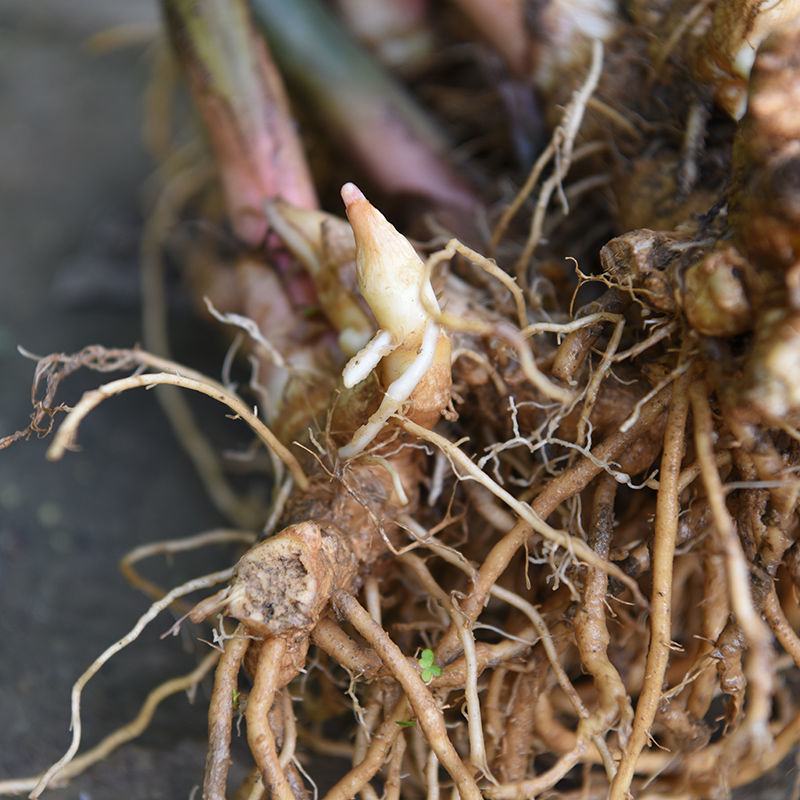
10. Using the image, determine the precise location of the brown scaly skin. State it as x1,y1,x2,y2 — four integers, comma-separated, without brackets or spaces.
229,444,419,690
575,27,800,431
189,187,452,796
161,0,317,245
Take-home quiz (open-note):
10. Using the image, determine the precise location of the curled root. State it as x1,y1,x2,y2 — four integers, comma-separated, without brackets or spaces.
247,637,295,800
401,419,646,604
333,591,483,800
29,569,234,798
205,627,251,800
45,356,308,490
13,19,800,793
0,652,218,797
691,382,774,759
610,356,693,799
573,475,632,743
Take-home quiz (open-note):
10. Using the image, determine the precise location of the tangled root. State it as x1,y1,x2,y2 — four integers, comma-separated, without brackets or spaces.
7,6,800,799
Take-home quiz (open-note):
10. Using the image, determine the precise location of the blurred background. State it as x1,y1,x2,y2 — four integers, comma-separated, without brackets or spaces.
0,3,247,796
0,2,796,798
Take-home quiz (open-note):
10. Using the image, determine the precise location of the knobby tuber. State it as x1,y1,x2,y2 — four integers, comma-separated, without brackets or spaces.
5,2,800,799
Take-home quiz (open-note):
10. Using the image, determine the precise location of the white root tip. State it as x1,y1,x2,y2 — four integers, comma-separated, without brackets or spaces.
338,327,373,359
342,329,396,388
340,182,366,207
339,322,440,459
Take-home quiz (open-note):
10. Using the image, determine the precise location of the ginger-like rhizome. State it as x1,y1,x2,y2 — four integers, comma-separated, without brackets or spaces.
5,2,800,800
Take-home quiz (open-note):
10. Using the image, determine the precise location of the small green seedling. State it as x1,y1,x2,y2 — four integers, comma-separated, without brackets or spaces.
418,648,442,683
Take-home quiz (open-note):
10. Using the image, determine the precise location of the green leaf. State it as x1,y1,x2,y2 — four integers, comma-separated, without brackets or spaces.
396,719,416,728
418,648,435,669
418,648,442,683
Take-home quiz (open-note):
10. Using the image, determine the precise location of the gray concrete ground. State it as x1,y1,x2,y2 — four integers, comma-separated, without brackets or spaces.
0,3,249,797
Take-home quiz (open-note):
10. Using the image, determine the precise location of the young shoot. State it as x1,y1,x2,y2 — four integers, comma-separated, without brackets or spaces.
338,183,451,457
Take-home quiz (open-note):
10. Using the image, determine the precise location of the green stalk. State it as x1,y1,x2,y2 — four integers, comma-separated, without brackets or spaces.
250,0,477,212
162,0,317,246
336,0,433,73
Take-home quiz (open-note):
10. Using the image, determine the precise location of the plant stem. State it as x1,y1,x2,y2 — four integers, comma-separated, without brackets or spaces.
162,0,317,245
250,0,477,213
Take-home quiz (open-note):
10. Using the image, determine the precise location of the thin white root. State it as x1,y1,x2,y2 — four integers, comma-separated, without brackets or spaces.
513,40,604,278
339,321,441,458
459,607,495,782
264,475,295,537
422,238,528,330
612,320,677,363
577,316,625,445
520,312,621,340
279,690,298,769
204,297,287,369
47,368,309,490
343,329,397,388
121,528,257,558
400,419,647,605
120,528,256,602
363,455,410,505
29,569,234,798
619,360,692,433
0,651,219,797
140,164,253,527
